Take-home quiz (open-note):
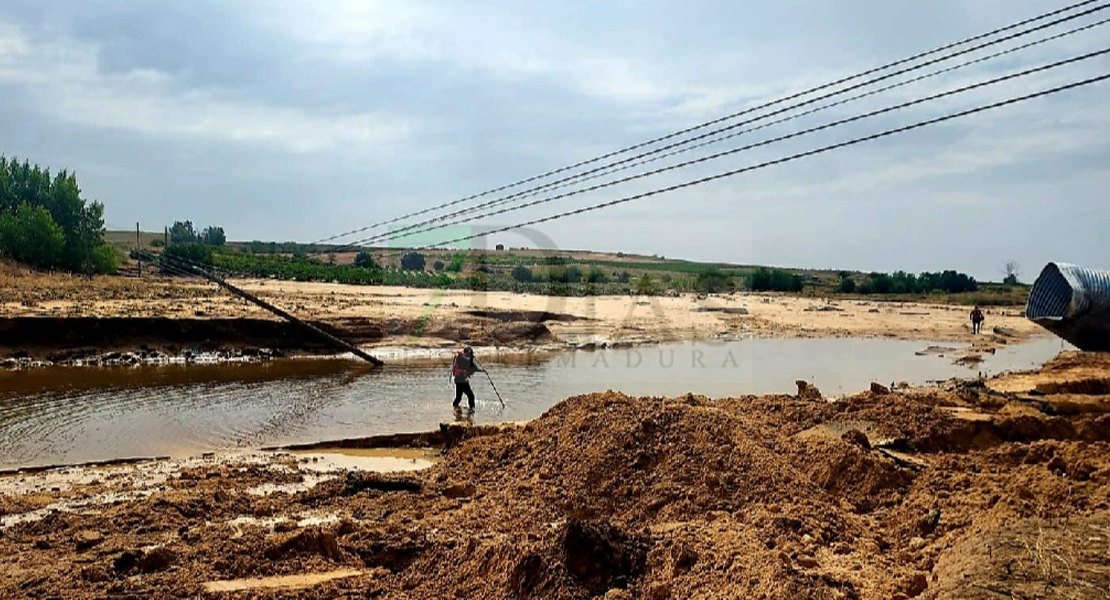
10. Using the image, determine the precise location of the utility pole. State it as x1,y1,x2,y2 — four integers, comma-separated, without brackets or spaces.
172,260,383,366
136,222,142,277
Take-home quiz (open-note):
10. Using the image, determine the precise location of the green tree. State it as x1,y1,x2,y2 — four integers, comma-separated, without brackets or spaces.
446,255,464,272
169,220,197,244
635,274,655,295
401,251,426,271
200,225,226,246
433,260,445,272
0,202,65,268
354,251,377,269
749,267,803,292
868,272,894,294
837,276,856,294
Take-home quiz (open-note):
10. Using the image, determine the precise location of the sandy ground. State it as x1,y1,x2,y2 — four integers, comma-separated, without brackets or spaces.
0,265,1042,354
1,354,1108,599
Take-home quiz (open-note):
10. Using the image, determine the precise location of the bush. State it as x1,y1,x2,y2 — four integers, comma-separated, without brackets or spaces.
151,238,165,247
696,268,731,293
354,251,377,269
511,265,533,282
91,243,120,274
401,251,426,271
446,256,463,273
837,277,856,294
0,203,66,268
584,267,609,284
433,260,445,272
467,271,489,290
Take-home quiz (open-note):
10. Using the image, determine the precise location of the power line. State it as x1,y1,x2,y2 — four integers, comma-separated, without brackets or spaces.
308,0,1105,247
345,47,1110,250
347,15,1110,248
418,72,1108,250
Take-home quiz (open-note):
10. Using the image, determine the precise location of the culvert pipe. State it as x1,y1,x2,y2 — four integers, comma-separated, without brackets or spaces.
1026,262,1110,351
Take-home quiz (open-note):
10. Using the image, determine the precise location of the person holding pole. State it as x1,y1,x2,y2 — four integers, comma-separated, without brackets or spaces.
451,345,483,410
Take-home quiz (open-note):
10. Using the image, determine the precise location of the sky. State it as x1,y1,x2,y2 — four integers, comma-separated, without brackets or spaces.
0,0,1107,281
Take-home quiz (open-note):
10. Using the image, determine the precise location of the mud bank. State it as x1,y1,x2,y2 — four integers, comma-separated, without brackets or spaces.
2,353,1108,599
0,314,555,366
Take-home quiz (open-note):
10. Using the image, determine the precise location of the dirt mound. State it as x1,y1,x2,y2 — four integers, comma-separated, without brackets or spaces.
442,391,834,524
3,378,1109,599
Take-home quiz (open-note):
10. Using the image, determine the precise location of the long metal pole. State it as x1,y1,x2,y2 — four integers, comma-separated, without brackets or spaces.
183,265,384,366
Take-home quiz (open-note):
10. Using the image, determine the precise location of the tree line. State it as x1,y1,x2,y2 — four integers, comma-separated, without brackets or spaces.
837,270,978,294
168,220,226,246
0,156,118,273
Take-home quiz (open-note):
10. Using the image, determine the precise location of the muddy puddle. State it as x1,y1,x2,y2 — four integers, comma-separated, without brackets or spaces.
0,336,1070,470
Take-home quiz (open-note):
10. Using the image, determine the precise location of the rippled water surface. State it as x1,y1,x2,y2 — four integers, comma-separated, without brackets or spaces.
0,337,1070,469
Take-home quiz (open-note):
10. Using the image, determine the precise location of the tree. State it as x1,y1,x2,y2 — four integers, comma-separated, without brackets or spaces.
837,276,856,294
511,265,533,282
1003,261,1020,285
169,220,198,244
0,158,111,273
354,251,377,269
868,272,894,294
696,268,731,293
400,251,426,271
200,225,226,246
635,274,655,295
433,260,445,272
749,267,803,292
446,255,464,272
0,202,65,268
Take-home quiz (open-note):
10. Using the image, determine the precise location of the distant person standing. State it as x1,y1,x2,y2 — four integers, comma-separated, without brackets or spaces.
451,345,483,409
970,306,985,334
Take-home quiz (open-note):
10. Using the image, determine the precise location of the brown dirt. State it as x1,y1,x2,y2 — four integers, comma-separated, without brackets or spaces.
2,359,1108,599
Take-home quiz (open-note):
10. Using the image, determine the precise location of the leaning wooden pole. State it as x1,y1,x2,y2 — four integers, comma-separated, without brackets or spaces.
183,264,384,366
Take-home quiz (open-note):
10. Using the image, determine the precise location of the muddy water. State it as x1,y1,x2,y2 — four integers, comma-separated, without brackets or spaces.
0,337,1070,470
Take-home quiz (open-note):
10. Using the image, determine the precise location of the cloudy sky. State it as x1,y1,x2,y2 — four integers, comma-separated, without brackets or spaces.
0,0,1107,280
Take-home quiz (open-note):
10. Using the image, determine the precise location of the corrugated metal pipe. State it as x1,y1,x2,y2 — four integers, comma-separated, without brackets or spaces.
1026,262,1110,352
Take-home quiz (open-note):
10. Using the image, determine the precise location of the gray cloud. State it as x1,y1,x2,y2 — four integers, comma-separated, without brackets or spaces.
0,0,1106,280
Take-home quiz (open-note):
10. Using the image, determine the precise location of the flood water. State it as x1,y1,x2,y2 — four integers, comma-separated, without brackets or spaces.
0,336,1070,470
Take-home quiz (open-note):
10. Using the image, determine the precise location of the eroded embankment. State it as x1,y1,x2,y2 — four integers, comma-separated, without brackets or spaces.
2,369,1108,600
0,312,556,364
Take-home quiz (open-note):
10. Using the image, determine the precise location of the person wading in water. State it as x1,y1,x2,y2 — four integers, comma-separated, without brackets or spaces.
451,345,484,410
